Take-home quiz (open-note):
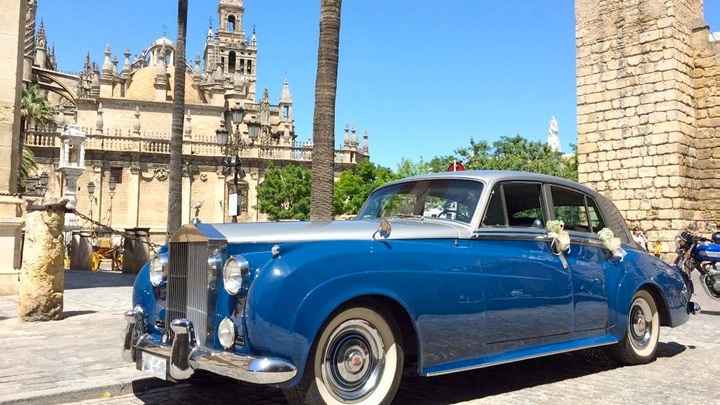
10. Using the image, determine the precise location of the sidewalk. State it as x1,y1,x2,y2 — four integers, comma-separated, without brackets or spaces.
0,271,166,405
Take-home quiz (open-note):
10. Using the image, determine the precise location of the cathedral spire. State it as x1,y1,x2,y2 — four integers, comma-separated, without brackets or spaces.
37,19,46,49
280,79,292,104
123,49,132,73
102,44,113,76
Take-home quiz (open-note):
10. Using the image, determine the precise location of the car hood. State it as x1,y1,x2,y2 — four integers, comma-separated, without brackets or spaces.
203,219,469,244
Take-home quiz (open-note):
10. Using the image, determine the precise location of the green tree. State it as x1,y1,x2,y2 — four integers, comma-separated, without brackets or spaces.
310,0,343,221
258,164,311,221
18,84,53,191
334,160,395,216
20,84,53,126
19,148,38,188
166,0,188,236
456,136,577,180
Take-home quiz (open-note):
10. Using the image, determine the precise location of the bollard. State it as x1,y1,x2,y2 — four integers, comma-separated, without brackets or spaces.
17,199,68,321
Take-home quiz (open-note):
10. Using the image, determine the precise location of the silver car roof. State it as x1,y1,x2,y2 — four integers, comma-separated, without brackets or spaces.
383,170,599,197
377,170,636,246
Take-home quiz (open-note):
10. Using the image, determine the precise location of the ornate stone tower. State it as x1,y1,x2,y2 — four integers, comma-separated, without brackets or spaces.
576,0,720,257
205,0,257,101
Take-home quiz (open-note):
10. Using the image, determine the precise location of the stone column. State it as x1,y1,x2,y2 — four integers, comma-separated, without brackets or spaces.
127,166,140,227
0,0,27,295
18,200,67,321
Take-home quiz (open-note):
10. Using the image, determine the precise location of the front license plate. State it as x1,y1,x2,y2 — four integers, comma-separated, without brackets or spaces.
141,352,167,380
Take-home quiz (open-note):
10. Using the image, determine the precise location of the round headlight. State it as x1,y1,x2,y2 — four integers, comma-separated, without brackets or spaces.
218,317,236,349
223,256,249,295
149,255,167,287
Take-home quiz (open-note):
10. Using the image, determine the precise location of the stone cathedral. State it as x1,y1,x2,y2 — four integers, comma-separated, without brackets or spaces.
24,0,369,241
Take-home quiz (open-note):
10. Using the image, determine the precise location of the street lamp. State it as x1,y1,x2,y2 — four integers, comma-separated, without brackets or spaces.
108,180,117,227
218,108,246,224
87,181,96,223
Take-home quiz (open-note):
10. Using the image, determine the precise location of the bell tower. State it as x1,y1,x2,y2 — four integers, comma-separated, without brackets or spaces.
219,0,244,40
204,0,257,102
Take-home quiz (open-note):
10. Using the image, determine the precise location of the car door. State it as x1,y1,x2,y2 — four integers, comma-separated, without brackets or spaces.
547,185,609,335
474,182,573,354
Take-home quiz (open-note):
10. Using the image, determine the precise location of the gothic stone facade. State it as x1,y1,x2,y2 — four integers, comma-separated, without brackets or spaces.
576,0,720,258
25,0,369,240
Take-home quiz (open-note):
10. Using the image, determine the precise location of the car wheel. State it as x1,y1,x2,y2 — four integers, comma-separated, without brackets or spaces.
284,306,404,405
611,290,660,365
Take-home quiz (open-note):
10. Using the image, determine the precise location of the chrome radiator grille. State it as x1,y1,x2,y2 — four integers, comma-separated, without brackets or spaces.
167,240,210,346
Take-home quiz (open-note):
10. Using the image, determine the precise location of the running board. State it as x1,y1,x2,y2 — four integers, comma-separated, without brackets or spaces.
423,335,618,377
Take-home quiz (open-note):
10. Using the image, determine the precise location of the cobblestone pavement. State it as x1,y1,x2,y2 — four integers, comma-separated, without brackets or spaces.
3,271,720,405
0,271,149,404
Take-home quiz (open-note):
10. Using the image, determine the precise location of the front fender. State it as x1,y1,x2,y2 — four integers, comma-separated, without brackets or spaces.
244,241,419,387
132,262,165,335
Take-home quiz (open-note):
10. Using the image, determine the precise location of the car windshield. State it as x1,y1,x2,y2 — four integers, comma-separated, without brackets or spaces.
357,179,483,224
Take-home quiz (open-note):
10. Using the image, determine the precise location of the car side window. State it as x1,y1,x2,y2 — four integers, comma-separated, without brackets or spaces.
587,197,605,233
504,183,545,228
482,183,545,228
551,186,591,233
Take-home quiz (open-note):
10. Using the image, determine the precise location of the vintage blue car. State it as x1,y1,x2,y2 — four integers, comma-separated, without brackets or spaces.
123,171,697,404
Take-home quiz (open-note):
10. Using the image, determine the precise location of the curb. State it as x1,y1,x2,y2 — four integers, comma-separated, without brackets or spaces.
0,378,180,405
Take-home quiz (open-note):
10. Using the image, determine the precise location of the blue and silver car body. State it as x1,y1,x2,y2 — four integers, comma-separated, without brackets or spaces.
122,170,695,390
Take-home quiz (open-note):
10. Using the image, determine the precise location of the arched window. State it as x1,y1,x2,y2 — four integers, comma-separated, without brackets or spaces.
228,51,237,73
227,15,236,32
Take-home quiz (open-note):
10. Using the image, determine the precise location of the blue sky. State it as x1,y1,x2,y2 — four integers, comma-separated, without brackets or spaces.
39,1,720,169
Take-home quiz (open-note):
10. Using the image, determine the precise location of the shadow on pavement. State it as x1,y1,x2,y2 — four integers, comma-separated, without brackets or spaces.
394,343,687,404
64,270,136,290
121,343,688,404
63,310,98,319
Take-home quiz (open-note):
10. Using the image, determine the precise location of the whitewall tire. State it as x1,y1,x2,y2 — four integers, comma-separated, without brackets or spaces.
612,290,660,364
284,306,404,405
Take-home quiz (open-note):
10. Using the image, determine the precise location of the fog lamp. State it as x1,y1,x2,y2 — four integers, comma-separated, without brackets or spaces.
218,317,236,349
149,254,167,287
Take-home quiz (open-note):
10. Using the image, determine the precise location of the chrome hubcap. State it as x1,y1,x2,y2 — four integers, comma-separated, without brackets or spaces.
322,319,384,402
629,298,653,349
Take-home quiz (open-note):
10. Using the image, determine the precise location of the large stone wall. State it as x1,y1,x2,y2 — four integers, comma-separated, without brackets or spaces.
0,0,26,295
576,0,720,258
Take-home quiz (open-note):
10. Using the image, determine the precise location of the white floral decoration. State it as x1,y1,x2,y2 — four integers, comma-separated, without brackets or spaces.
546,220,571,253
598,227,626,261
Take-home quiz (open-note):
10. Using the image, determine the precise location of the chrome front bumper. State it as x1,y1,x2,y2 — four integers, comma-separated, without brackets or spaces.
122,308,297,384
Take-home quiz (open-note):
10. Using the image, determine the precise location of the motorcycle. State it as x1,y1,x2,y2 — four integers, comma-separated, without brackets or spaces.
675,230,720,301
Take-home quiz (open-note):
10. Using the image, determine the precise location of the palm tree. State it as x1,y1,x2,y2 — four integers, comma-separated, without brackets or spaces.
18,84,53,191
310,0,342,222
20,84,53,128
166,0,188,236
